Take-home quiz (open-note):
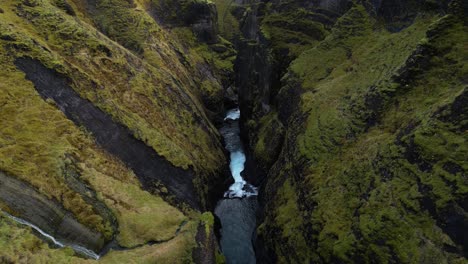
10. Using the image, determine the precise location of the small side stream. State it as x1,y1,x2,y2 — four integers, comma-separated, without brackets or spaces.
1,212,100,260
214,108,258,264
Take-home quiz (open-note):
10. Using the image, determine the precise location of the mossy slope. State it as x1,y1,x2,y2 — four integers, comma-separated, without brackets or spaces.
254,2,467,263
0,0,228,261
1,0,228,202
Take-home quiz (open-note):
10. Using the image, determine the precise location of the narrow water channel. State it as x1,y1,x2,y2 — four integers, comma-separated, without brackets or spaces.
215,108,258,264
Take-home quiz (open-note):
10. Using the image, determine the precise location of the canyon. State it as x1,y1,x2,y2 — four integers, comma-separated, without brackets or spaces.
0,0,466,263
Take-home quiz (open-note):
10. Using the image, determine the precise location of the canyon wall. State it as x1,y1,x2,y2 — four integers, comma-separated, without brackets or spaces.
216,0,467,262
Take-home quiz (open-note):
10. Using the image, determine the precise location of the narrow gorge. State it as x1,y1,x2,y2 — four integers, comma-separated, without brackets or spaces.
0,0,466,263
215,108,258,264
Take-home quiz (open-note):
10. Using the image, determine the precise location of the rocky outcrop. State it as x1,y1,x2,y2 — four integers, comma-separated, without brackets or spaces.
148,0,219,43
187,1,220,44
191,212,225,264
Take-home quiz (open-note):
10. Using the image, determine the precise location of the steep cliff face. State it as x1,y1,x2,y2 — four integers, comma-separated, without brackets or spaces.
223,0,467,263
0,0,230,261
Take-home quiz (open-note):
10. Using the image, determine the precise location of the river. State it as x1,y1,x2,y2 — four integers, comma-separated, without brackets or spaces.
214,108,258,264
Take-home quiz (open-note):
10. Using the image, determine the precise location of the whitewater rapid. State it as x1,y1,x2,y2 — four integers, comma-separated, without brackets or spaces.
222,108,257,198
215,108,258,264
224,108,240,121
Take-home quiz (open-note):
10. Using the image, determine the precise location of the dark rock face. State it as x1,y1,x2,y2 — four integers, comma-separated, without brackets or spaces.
186,1,220,44
233,0,351,147
192,221,220,264
311,0,353,13
196,62,225,120
149,0,219,44
367,0,455,31
236,37,272,126
234,2,273,142
0,171,105,252
14,57,200,209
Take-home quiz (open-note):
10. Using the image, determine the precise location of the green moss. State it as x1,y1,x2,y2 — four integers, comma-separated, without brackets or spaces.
99,220,199,264
259,6,467,263
293,7,433,163
90,174,188,247
261,8,328,59
199,212,214,235
253,111,284,170
274,179,311,262
216,250,226,264
87,0,146,53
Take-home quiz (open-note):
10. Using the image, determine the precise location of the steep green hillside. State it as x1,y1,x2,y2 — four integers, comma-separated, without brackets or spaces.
236,1,468,263
0,0,229,261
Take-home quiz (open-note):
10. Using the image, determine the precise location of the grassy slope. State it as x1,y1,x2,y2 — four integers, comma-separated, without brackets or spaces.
0,0,227,260
260,3,329,61
0,29,191,248
91,0,234,110
5,0,225,174
258,4,467,263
